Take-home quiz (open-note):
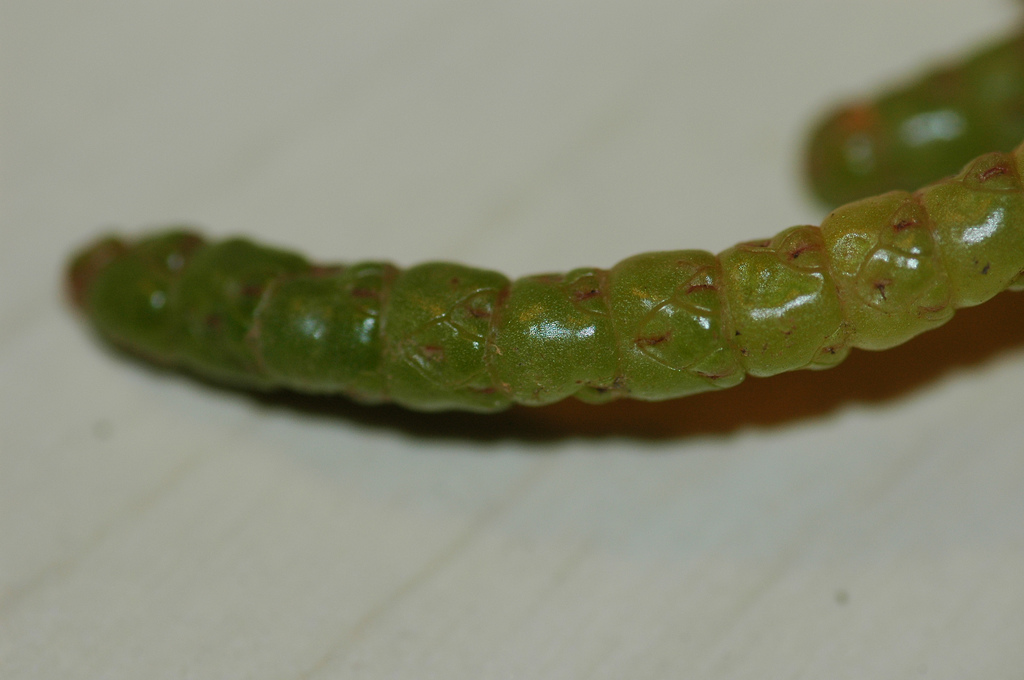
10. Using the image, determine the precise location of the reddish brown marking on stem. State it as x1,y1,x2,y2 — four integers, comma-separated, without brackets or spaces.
421,345,445,361
66,237,129,310
494,285,511,311
309,265,344,277
837,103,878,133
350,287,377,299
874,279,891,301
980,164,1010,182
241,284,264,298
636,331,671,347
695,370,733,381
686,283,716,294
590,376,627,394
788,244,816,260
574,288,600,302
981,263,991,275
893,219,918,232
466,305,490,318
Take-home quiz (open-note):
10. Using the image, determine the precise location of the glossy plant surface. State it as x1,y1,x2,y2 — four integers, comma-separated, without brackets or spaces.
806,29,1024,206
68,146,1024,412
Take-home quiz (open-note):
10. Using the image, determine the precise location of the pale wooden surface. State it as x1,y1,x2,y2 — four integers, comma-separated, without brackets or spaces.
4,2,1024,678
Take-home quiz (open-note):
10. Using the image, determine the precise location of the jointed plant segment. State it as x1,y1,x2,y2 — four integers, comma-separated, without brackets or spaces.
806,29,1024,205
68,144,1024,412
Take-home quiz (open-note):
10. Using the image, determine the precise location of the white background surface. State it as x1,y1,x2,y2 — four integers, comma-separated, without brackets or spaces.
3,1,1024,678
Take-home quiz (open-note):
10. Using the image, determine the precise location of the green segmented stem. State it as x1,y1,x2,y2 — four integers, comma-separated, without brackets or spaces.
806,28,1024,206
68,145,1024,412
